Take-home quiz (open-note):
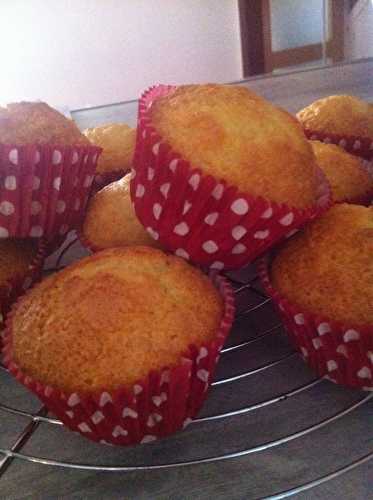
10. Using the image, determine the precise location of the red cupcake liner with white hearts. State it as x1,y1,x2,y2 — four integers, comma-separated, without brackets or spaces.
131,85,332,271
0,239,46,339
258,256,372,391
92,170,128,193
304,129,373,161
2,273,235,446
0,144,101,239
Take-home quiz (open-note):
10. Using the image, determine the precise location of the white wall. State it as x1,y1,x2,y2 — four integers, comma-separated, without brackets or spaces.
0,0,242,110
345,0,373,61
270,0,324,52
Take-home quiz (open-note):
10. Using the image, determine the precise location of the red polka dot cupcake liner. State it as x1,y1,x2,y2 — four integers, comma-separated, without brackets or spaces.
2,272,235,446
0,238,46,340
0,143,101,239
258,256,372,391
303,129,373,162
92,170,128,193
131,85,332,271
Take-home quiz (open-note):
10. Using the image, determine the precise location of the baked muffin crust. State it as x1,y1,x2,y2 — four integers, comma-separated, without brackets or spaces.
84,123,136,174
82,174,159,250
151,84,319,208
310,141,372,202
0,102,89,145
297,95,373,138
272,204,373,325
12,247,223,393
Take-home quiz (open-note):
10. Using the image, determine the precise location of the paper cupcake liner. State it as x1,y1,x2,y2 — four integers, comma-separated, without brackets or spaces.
2,273,235,446
304,129,373,161
258,256,372,390
0,144,101,239
92,170,128,193
131,85,332,271
0,239,46,341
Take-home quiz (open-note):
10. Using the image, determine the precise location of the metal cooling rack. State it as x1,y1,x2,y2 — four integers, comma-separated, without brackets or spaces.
0,234,372,499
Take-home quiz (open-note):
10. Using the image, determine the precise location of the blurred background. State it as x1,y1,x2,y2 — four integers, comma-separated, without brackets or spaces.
0,0,372,109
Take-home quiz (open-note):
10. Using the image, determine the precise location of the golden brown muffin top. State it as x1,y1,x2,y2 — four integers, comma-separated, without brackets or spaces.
297,95,373,138
84,123,136,174
0,239,37,288
82,174,160,250
12,246,223,393
0,102,89,146
150,84,319,209
310,141,372,202
272,204,373,325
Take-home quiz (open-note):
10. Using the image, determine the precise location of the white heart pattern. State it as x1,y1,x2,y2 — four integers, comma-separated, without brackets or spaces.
175,248,190,260
112,425,128,438
189,173,200,191
152,392,167,407
141,435,157,444
91,411,105,424
279,213,294,226
327,360,338,372
78,422,92,433
174,222,189,236
122,407,138,419
197,347,208,364
357,366,371,379
160,183,170,198
99,392,113,407
147,413,163,427
197,369,209,383
294,314,305,325
133,384,143,395
317,323,331,336
67,393,80,407
231,225,247,241
204,212,219,226
343,329,360,342
231,198,249,215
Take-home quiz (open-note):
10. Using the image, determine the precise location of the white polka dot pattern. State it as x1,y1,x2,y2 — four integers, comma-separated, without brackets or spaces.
232,226,247,241
31,201,42,216
0,201,15,216
202,240,218,254
231,198,249,215
175,248,189,260
174,222,189,236
52,150,62,165
4,176,17,190
204,212,218,226
29,225,43,237
259,256,373,391
153,203,162,220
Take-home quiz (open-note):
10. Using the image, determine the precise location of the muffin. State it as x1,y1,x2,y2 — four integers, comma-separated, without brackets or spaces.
0,102,101,239
260,204,373,389
0,239,44,325
84,123,136,189
0,102,89,145
310,141,372,204
82,174,160,251
132,84,330,270
297,95,373,160
3,246,234,444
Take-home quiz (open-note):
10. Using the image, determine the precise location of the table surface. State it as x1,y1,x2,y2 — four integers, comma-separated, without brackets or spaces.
0,59,372,500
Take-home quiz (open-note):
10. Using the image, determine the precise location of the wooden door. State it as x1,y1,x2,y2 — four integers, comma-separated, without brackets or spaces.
239,0,345,76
